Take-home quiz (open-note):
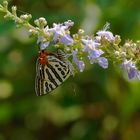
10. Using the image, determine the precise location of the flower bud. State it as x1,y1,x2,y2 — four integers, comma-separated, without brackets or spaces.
120,52,126,58
20,14,32,21
11,6,17,16
114,51,120,56
34,19,39,27
78,29,84,35
124,42,131,48
114,35,121,45
34,17,47,28
3,1,8,9
38,17,47,26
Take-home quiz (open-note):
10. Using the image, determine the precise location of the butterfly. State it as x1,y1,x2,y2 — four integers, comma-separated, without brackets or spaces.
35,49,71,96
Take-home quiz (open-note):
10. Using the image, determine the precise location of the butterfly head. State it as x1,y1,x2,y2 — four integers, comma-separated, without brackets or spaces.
38,50,49,65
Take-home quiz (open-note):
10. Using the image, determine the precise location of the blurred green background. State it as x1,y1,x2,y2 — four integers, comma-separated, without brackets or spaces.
0,0,140,140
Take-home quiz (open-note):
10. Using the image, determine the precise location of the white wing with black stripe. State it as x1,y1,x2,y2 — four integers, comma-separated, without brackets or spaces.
35,51,71,96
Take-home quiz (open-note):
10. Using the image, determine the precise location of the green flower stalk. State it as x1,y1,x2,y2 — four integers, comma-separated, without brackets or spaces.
0,1,140,80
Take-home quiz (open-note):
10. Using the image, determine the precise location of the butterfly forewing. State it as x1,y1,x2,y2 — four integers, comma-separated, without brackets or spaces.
35,51,71,96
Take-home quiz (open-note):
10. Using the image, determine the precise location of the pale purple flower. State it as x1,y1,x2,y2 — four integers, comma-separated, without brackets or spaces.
89,55,108,69
37,36,44,44
96,30,115,42
88,49,104,60
40,42,50,50
121,59,135,79
136,71,140,80
47,22,74,45
37,21,74,50
121,59,140,80
61,34,74,45
64,20,74,28
98,57,108,69
37,36,50,50
72,50,85,72
82,38,108,69
95,22,115,42
77,61,85,72
94,36,101,44
82,39,100,52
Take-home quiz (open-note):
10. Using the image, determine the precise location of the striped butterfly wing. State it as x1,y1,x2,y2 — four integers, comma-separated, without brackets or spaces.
35,50,71,96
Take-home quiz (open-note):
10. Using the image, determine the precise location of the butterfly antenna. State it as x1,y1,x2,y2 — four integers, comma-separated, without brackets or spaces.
17,9,30,15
